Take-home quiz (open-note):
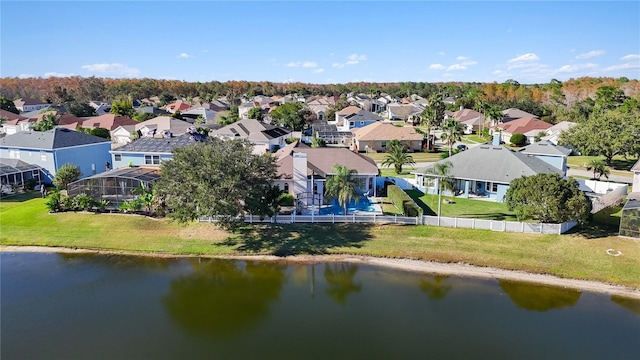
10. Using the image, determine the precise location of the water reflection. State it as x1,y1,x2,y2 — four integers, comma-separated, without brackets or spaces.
57,253,170,271
419,275,452,300
163,259,287,337
499,280,581,312
611,295,640,315
324,263,362,305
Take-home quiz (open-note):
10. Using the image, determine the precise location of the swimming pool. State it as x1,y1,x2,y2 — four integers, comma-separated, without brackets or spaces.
318,197,377,215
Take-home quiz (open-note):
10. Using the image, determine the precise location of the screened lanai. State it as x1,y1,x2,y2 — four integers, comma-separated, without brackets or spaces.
0,158,42,188
67,167,161,208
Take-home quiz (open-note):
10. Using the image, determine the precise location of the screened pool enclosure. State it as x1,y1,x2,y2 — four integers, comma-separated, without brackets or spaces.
67,167,161,208
619,198,640,239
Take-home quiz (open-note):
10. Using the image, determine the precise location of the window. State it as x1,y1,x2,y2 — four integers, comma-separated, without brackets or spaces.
313,182,318,194
114,154,122,161
144,155,160,165
349,121,354,127
485,182,491,191
492,183,498,192
381,141,387,148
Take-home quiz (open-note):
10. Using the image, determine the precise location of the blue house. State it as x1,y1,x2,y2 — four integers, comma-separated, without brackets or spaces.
332,106,383,131
413,144,563,202
110,133,204,168
519,141,571,177
0,128,111,184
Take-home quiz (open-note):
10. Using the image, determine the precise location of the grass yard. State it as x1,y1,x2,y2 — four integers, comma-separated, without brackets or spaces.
2,191,640,288
379,167,418,178
405,189,519,220
567,155,638,173
462,135,491,144
365,151,442,163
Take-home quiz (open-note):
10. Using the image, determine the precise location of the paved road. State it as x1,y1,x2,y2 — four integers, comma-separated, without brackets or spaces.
567,168,633,184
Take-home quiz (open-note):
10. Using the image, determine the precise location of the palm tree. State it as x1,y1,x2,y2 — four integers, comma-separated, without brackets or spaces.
440,119,464,157
381,140,416,174
421,93,445,151
424,160,454,219
586,159,610,180
324,164,359,215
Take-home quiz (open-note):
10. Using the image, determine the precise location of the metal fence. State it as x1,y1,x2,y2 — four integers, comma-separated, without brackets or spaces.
199,214,578,234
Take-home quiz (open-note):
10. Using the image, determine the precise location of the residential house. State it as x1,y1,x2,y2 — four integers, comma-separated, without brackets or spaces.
1,110,31,135
519,141,572,177
310,122,353,148
56,114,86,130
332,106,383,131
163,100,191,114
79,114,138,131
307,97,335,121
501,108,538,123
89,101,112,115
386,103,423,124
0,158,43,188
111,116,194,145
273,141,379,207
495,117,552,144
540,121,578,145
450,108,484,134
413,144,563,202
351,122,423,153
238,102,256,119
631,159,640,194
13,98,50,113
180,106,217,123
110,132,206,168
210,118,290,154
0,128,112,184
135,106,170,117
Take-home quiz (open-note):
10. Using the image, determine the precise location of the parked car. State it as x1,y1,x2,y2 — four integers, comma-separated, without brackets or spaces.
456,144,468,151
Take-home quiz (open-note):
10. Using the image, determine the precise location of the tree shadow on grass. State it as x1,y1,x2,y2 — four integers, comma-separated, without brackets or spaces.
460,212,517,221
610,158,638,171
405,189,436,216
0,191,39,202
565,222,619,239
222,223,374,256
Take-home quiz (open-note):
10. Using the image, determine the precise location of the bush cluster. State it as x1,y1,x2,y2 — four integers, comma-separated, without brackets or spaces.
387,185,423,217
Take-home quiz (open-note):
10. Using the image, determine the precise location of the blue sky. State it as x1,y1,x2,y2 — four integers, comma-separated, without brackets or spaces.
1,1,639,84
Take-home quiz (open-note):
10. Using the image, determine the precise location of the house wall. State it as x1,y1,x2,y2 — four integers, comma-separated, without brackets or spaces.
111,128,133,145
633,172,640,193
22,104,49,112
0,147,56,183
111,152,173,168
55,143,112,179
529,154,566,175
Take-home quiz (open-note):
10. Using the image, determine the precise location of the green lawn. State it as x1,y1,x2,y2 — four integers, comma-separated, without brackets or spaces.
2,191,640,288
365,151,442,163
463,135,491,144
567,155,638,172
379,167,418,178
406,190,519,220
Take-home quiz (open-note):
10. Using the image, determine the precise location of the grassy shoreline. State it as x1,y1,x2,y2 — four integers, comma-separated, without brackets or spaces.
2,192,639,290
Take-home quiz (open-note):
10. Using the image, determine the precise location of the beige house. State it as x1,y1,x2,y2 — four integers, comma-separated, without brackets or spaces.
351,122,423,153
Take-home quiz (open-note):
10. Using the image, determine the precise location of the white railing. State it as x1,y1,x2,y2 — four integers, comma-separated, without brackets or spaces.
199,214,578,234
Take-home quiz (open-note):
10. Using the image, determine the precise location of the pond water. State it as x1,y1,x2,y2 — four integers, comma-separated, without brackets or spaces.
2,252,639,359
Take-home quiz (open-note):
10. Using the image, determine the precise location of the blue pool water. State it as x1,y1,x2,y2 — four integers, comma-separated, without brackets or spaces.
318,197,376,215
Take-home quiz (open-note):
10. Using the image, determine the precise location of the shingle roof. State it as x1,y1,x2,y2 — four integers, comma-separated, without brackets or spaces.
134,117,193,135
111,133,202,154
336,105,363,115
502,108,538,120
387,104,423,120
631,159,640,172
275,141,378,178
0,128,110,150
498,117,552,135
452,109,483,122
211,119,290,142
414,145,562,184
519,141,571,156
0,109,24,121
81,114,137,131
351,122,423,141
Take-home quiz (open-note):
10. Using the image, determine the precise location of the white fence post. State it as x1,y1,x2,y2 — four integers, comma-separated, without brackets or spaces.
503,220,506,232
394,215,397,224
352,213,355,223
472,218,475,229
454,217,457,228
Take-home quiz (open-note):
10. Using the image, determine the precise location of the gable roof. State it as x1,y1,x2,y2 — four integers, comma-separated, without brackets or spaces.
452,108,483,122
336,105,363,115
545,121,578,134
211,118,290,142
497,116,551,135
0,109,25,121
111,133,202,154
134,116,193,135
0,128,110,150
415,145,562,184
631,159,640,173
519,140,571,156
80,114,137,131
387,103,423,120
351,122,423,141
502,108,538,120
275,141,378,179
14,97,47,107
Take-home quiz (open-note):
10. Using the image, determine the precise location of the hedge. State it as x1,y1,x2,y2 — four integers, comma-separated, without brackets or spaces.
387,185,423,217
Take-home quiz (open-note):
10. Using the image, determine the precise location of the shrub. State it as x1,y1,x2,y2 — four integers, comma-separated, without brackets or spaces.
72,193,97,212
25,179,37,190
45,191,63,212
387,185,423,217
440,149,461,159
509,133,527,146
285,137,300,144
278,193,294,206
53,163,82,189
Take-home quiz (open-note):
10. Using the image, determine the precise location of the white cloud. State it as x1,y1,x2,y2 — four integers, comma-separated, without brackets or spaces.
178,52,192,59
621,54,640,61
456,56,468,61
437,52,445,56
604,62,640,71
555,63,598,73
461,60,477,66
44,72,75,77
428,64,445,70
332,63,344,68
81,63,140,77
347,53,367,62
575,50,604,59
508,53,539,63
302,61,318,68
447,64,467,71
287,62,301,67
313,68,325,73
18,74,34,78
345,60,359,65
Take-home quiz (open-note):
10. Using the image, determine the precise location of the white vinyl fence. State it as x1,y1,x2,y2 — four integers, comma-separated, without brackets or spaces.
199,214,578,234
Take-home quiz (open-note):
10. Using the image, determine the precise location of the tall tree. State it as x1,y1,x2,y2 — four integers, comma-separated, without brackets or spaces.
219,106,240,125
506,174,591,223
594,85,627,111
324,164,359,215
33,113,57,131
110,96,135,117
440,119,464,157
421,93,445,150
247,106,263,121
0,96,19,114
424,160,454,212
154,138,278,231
560,110,640,165
270,102,309,130
586,159,610,180
381,139,416,174
324,96,350,123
